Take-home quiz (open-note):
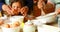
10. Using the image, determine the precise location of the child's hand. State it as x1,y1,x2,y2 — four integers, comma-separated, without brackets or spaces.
20,6,28,16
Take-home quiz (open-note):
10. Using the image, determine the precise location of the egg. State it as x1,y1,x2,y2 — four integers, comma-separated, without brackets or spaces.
12,22,20,28
3,24,10,28
15,21,20,26
0,20,4,25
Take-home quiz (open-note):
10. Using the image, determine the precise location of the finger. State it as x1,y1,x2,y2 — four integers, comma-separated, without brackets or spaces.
6,10,11,14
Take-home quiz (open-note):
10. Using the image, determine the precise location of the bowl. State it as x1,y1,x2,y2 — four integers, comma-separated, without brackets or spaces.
9,16,24,23
37,25,59,32
2,26,20,32
1,23,21,32
36,12,57,23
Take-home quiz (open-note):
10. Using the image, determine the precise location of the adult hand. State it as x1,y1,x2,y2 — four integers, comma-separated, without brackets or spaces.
6,10,13,15
6,8,19,16
2,4,14,15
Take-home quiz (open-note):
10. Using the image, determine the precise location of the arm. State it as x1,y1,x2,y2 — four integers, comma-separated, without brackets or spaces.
37,0,44,9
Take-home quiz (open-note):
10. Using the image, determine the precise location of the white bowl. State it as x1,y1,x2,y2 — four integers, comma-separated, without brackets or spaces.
36,12,57,23
2,26,20,32
9,16,24,23
37,25,59,32
1,23,21,32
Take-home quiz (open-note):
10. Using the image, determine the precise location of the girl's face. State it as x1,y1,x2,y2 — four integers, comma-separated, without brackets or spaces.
12,2,21,10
